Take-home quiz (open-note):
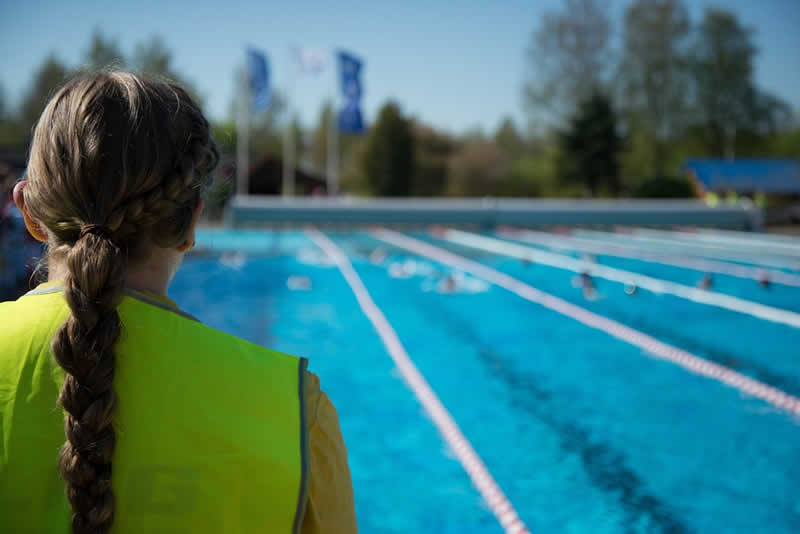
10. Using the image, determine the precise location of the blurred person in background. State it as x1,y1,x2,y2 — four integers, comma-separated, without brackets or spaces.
1,165,42,301
697,273,713,291
0,71,356,534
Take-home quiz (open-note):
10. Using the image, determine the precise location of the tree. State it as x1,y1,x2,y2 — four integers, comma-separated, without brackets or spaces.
0,84,6,119
557,91,621,196
132,35,201,100
690,9,790,157
362,102,414,196
0,84,23,146
493,116,526,160
235,85,288,159
413,122,454,196
211,120,237,155
446,140,508,197
524,0,613,126
84,30,126,69
620,0,690,176
19,54,72,134
311,101,333,172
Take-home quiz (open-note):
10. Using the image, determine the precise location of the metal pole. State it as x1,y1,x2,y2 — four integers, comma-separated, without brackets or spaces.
236,68,250,197
282,51,296,197
326,50,339,195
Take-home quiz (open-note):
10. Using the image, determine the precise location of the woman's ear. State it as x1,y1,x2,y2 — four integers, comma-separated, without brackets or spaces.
176,198,204,252
13,180,48,242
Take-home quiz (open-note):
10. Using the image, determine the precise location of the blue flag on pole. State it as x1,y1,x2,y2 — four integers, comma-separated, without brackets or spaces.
337,51,364,133
246,47,270,111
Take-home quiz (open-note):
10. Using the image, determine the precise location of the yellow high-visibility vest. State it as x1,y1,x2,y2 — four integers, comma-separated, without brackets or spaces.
0,283,308,533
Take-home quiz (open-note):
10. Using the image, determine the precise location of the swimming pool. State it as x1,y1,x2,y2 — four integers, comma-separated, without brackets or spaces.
172,228,800,534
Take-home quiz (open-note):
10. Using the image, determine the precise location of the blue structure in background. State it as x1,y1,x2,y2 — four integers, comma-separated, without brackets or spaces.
337,51,364,133
246,47,271,111
685,159,800,194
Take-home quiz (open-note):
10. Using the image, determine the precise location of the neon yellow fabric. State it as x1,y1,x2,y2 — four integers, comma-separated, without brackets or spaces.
0,284,308,533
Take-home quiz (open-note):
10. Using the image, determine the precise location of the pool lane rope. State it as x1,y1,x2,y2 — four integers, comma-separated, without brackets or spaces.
371,228,800,418
573,229,800,271
631,227,800,258
440,228,800,330
497,227,800,288
306,228,531,534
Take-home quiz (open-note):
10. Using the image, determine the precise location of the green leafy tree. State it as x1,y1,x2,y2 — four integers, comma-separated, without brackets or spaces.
311,101,333,172
412,123,454,196
362,102,415,196
493,116,526,160
620,0,690,176
85,30,126,69
690,9,790,157
241,88,287,159
288,116,303,157
211,120,237,155
340,136,369,194
0,85,6,119
19,54,72,134
446,140,508,197
524,0,613,126
132,35,201,102
0,84,23,146
557,91,621,196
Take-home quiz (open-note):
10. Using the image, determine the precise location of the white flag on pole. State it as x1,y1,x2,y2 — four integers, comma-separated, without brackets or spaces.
291,46,326,76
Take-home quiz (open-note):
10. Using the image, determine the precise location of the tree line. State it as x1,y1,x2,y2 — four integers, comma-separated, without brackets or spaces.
2,0,799,202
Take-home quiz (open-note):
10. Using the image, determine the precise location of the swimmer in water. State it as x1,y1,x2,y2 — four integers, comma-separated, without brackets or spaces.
287,275,312,290
697,274,713,290
580,271,596,300
370,247,387,265
757,271,771,289
438,273,457,294
624,283,638,296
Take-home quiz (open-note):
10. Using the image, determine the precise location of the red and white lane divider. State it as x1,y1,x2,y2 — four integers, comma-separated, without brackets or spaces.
497,227,800,288
306,227,531,534
371,228,800,418
439,228,800,329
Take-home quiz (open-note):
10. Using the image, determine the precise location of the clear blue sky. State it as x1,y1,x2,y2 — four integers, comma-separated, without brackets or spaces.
1,0,798,134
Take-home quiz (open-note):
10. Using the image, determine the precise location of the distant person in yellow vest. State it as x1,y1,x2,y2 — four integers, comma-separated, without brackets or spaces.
0,72,356,534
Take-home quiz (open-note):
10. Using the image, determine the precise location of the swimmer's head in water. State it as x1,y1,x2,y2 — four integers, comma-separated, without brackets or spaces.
20,71,218,534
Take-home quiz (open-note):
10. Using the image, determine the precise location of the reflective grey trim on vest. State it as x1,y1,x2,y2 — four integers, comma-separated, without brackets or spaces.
23,285,63,297
292,357,310,534
124,288,200,323
24,284,200,323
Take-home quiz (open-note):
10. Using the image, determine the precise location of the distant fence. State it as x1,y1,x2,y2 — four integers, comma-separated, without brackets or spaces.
227,196,763,230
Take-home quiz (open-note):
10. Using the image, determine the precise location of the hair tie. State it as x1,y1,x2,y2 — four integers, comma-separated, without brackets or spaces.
79,224,112,240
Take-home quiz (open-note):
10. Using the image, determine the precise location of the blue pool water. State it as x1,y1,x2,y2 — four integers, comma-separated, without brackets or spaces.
171,229,800,533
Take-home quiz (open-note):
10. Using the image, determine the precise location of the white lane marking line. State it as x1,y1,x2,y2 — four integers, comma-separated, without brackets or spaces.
371,228,800,417
441,228,800,329
306,227,531,534
498,228,800,288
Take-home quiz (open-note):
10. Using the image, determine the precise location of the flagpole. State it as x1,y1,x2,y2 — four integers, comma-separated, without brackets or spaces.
326,50,339,196
236,66,249,197
282,49,296,197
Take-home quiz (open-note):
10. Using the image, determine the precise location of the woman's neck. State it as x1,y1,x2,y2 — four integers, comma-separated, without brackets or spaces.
47,246,181,297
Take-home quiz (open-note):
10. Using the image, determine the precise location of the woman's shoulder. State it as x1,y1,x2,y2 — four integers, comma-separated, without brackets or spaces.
119,290,304,368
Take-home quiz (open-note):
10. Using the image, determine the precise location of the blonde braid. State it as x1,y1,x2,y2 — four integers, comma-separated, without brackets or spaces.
23,71,218,533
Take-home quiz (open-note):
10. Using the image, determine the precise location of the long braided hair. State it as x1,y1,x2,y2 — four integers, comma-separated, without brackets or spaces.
23,71,218,533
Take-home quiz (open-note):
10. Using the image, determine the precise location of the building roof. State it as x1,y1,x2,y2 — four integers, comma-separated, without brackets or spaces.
684,159,800,194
